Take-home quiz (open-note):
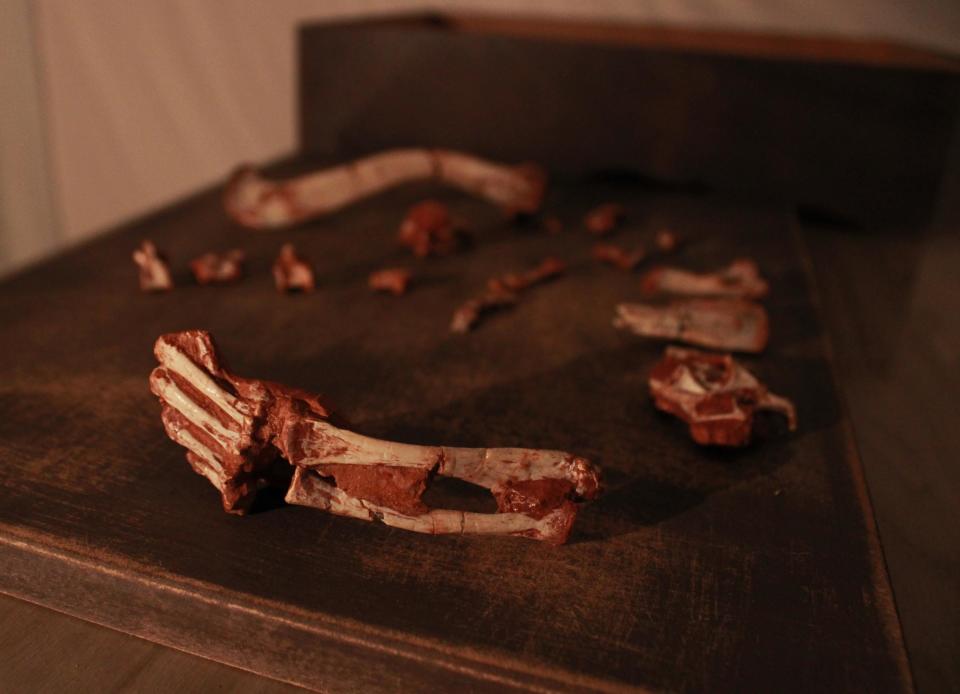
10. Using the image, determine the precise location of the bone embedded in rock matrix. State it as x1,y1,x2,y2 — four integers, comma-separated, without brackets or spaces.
148,330,600,543
224,149,547,230
641,258,769,299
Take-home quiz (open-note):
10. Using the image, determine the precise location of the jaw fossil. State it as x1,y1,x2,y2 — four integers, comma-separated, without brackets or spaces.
149,330,599,544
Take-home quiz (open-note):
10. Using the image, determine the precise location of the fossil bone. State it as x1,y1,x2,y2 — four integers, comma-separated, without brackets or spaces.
584,203,625,236
654,229,681,253
641,258,768,299
614,299,769,353
593,243,646,272
451,257,566,333
273,243,314,292
225,149,546,230
149,330,599,543
649,346,797,446
397,200,465,257
368,268,412,295
190,249,245,285
132,241,173,292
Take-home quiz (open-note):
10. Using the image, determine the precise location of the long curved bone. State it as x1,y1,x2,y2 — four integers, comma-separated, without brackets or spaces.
649,346,797,446
225,149,546,230
641,258,768,299
614,299,769,353
149,330,598,543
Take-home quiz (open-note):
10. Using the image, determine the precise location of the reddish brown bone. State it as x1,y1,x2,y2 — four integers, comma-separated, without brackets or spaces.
225,149,546,230
132,241,173,292
641,258,768,299
190,249,245,285
397,200,464,257
584,203,625,236
649,346,797,446
273,243,314,293
614,299,769,353
368,268,412,296
452,257,566,333
654,229,681,253
593,243,646,272
149,330,599,543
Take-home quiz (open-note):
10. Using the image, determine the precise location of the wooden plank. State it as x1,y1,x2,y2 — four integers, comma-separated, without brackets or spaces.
0,167,911,691
298,17,959,228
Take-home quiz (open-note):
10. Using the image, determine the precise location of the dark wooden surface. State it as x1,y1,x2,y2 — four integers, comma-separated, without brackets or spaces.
0,164,910,691
299,15,959,228
9,14,960,692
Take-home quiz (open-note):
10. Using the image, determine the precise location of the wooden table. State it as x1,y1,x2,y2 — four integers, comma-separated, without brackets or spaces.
0,170,912,691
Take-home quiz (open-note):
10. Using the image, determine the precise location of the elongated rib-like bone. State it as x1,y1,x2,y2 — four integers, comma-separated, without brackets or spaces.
649,346,797,446
225,149,546,230
614,299,769,353
149,330,599,542
190,249,244,285
641,258,768,299
451,257,566,333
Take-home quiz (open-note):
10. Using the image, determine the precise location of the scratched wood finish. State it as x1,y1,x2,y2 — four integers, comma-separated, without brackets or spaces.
0,164,910,690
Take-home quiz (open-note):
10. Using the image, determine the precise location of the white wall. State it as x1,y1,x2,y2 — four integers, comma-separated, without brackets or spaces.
0,0,60,275
1,0,958,274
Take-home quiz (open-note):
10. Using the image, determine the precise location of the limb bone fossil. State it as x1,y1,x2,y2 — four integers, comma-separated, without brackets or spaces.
149,330,599,543
225,149,546,230
614,299,769,353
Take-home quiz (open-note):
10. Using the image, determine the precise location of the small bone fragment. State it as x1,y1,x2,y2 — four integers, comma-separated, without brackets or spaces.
584,203,625,236
593,243,646,272
272,243,314,292
450,288,518,334
654,229,681,253
149,330,599,542
132,241,173,292
614,299,769,353
397,200,463,257
190,249,245,285
225,149,546,230
369,268,412,296
452,257,566,333
649,346,797,446
486,256,566,294
641,259,768,299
